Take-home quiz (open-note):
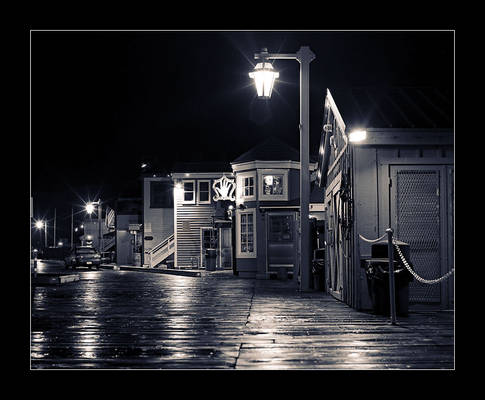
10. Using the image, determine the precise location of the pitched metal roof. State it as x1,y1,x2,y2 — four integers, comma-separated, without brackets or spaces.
329,87,453,129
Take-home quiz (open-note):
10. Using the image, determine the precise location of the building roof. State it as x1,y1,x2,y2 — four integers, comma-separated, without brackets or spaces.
171,161,232,174
329,86,453,129
232,136,317,164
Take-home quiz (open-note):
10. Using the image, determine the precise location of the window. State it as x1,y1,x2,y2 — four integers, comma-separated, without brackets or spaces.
182,180,195,204
198,180,211,204
237,208,256,258
150,181,174,208
258,169,289,201
244,176,254,197
236,171,256,204
262,174,284,195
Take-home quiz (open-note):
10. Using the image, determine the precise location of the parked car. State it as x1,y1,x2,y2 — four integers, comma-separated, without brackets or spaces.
65,246,101,270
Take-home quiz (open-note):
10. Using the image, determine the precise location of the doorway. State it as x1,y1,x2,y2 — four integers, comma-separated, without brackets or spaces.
266,212,297,275
390,165,450,304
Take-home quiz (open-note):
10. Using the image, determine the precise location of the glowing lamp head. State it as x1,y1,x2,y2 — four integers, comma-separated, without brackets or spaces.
348,129,367,143
249,62,279,99
35,220,44,229
85,203,95,214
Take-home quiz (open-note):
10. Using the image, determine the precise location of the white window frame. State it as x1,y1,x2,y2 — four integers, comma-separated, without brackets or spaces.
236,208,257,258
258,169,289,201
236,171,256,205
181,180,196,204
197,179,211,205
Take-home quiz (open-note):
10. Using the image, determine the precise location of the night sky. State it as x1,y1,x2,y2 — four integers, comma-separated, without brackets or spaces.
30,30,454,242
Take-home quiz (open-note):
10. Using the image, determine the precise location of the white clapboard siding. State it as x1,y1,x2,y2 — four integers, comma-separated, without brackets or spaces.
176,198,216,267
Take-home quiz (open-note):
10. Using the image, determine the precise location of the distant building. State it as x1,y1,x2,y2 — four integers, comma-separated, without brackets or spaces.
115,198,142,266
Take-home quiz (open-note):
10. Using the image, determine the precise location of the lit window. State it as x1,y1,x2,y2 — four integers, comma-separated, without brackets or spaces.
237,171,256,205
258,169,288,201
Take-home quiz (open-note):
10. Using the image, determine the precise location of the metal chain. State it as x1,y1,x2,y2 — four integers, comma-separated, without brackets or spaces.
358,233,387,243
393,239,455,284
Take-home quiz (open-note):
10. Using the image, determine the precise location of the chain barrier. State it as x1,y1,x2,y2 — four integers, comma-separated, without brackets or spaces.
358,233,387,243
392,239,455,285
358,233,455,285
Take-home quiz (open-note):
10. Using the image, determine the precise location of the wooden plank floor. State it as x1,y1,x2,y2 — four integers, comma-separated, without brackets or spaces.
31,263,454,369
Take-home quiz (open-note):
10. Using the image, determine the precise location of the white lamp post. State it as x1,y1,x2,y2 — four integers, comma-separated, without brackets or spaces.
249,46,315,291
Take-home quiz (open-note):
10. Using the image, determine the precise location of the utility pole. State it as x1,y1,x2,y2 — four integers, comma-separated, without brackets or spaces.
53,208,56,247
71,207,74,249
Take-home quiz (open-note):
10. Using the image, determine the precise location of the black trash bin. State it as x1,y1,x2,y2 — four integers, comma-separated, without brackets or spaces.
363,240,414,316
205,248,217,271
312,248,325,291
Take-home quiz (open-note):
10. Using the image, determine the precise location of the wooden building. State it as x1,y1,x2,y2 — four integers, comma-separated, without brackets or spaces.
316,87,454,310
231,137,318,279
142,175,174,267
171,162,234,269
115,197,142,266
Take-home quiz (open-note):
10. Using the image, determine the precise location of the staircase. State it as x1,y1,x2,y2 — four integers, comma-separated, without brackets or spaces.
145,234,175,268
102,235,115,252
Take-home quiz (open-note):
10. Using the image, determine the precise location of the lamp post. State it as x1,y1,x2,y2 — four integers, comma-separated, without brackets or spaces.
249,46,315,291
86,200,103,253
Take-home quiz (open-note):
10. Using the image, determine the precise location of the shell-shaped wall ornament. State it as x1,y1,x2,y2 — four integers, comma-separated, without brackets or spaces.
212,175,236,202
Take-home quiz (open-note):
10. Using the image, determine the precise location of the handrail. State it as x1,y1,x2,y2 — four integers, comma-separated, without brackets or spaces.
149,234,174,255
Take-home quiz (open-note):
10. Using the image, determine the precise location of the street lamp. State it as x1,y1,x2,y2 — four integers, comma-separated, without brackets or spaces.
35,219,47,248
249,46,315,291
85,200,103,253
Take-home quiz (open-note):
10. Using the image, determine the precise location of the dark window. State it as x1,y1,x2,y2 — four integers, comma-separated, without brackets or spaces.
150,181,174,208
184,181,194,202
199,181,210,203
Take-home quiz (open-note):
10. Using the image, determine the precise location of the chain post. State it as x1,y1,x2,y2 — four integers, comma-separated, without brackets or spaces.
386,228,397,325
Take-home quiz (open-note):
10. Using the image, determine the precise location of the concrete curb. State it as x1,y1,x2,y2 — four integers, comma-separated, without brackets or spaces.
100,264,201,277
32,273,80,285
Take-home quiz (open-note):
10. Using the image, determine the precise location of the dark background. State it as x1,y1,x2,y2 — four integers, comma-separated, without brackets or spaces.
30,30,454,242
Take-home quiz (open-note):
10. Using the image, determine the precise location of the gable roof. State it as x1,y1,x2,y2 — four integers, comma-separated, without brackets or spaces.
329,86,453,129
232,136,304,164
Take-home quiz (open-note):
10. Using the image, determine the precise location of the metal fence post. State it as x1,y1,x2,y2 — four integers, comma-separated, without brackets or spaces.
386,228,397,325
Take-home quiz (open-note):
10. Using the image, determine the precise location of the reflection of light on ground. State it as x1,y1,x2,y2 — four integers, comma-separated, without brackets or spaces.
79,344,97,359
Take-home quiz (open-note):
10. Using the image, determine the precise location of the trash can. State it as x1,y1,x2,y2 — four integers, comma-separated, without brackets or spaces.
205,248,217,271
363,239,414,316
363,260,413,316
312,248,325,291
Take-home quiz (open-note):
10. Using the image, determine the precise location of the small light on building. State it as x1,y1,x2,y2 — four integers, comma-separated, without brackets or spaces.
87,235,92,240
35,220,44,229
141,163,148,169
348,129,367,143
58,242,63,247
74,227,78,232
228,205,234,210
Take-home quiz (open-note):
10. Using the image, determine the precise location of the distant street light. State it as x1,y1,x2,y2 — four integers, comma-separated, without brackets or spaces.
34,219,47,248
35,220,44,229
85,200,103,253
85,203,95,215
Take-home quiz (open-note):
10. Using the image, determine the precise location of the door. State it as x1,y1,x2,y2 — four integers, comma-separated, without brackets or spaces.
200,227,218,268
266,212,296,274
219,227,233,269
326,191,344,301
390,165,448,304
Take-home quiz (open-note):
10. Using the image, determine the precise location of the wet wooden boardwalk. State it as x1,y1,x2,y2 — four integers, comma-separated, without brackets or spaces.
31,262,454,369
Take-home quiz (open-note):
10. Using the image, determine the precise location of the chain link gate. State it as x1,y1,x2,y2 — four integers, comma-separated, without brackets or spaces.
392,168,442,303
